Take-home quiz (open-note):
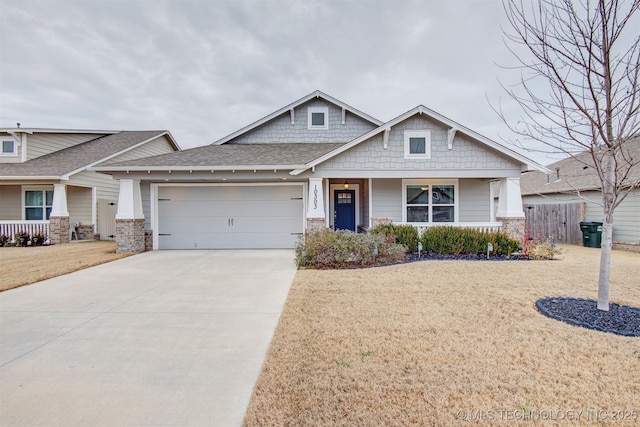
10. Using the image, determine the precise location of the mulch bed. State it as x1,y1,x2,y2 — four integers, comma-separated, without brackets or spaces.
536,297,640,337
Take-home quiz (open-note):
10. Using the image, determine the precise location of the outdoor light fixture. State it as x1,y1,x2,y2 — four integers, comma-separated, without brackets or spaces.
343,180,350,189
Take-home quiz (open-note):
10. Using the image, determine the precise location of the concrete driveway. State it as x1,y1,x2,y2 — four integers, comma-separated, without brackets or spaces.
0,250,297,426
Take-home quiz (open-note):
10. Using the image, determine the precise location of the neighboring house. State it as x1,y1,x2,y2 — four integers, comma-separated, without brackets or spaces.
520,137,640,245
94,91,546,253
0,129,180,244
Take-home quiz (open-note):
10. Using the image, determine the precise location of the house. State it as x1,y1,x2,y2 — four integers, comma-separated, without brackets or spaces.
520,137,640,245
0,129,180,244
94,91,546,253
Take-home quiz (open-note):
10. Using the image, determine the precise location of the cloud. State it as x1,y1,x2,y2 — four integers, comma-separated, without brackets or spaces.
0,0,550,163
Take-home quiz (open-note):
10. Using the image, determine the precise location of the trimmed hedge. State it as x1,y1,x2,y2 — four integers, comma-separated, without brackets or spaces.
420,226,521,256
371,223,419,253
296,228,407,269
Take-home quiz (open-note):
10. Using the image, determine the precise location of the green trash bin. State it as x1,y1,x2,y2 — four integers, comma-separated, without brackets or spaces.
579,221,603,248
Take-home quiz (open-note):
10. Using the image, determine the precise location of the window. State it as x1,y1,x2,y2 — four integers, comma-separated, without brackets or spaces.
404,180,457,223
404,130,431,159
308,107,329,129
25,189,53,220
1,140,16,156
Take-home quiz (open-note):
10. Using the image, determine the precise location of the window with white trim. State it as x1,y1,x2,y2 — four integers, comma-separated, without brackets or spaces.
404,130,431,159
308,107,329,129
24,189,53,220
1,140,16,156
404,180,457,223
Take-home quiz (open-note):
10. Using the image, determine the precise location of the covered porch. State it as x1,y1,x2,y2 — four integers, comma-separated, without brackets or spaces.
305,176,524,239
0,183,97,244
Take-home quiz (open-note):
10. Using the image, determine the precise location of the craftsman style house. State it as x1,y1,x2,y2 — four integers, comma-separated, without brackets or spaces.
0,129,179,244
94,91,546,253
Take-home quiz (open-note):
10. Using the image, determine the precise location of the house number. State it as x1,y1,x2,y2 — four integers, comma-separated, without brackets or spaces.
313,185,318,209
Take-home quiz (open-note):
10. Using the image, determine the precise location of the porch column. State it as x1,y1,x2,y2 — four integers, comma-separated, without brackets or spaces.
496,177,525,241
306,177,326,232
49,183,70,244
115,179,145,253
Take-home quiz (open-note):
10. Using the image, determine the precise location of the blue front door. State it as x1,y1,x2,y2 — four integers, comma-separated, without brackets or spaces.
334,190,356,231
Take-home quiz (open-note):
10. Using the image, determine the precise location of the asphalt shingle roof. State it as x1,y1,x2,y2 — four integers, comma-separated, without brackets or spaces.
521,137,640,195
0,131,168,178
103,143,347,169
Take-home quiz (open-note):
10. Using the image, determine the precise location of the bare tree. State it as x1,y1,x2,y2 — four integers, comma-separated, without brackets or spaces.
497,0,640,310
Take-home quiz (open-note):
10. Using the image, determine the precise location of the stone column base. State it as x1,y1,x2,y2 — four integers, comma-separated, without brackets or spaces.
145,230,153,252
497,216,525,242
49,216,70,245
116,219,146,254
305,217,326,233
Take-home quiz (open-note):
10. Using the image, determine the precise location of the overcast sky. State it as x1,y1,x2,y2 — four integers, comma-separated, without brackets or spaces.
0,0,553,164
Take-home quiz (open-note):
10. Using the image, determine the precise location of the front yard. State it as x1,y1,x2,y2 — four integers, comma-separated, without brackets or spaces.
0,241,130,292
244,245,640,426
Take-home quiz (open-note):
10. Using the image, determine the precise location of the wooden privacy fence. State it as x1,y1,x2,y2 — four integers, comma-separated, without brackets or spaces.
524,203,586,244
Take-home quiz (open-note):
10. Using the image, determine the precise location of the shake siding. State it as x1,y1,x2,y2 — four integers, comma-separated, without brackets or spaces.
67,186,92,224
106,136,176,163
27,133,104,160
522,189,640,244
459,179,490,222
68,170,119,200
316,115,521,173
0,185,21,220
371,179,402,221
229,99,377,144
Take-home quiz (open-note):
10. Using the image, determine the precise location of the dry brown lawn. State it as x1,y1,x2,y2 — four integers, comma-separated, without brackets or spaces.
0,241,130,292
244,246,640,426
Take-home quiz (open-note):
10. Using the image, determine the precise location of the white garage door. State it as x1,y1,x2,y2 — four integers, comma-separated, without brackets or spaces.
157,184,304,249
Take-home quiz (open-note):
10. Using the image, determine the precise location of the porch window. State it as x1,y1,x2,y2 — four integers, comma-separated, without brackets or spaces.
404,130,431,159
25,190,53,220
404,180,456,223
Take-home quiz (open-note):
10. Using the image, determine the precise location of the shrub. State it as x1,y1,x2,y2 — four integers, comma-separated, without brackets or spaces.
14,231,30,247
0,234,9,247
296,228,407,269
420,226,521,256
371,223,419,253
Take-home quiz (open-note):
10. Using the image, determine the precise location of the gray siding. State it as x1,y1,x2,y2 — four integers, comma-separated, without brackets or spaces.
68,170,119,200
105,136,176,164
316,115,521,173
522,189,639,244
361,179,370,227
371,179,402,221
459,179,491,222
229,99,377,144
67,186,93,225
27,133,105,160
142,181,152,230
0,185,21,220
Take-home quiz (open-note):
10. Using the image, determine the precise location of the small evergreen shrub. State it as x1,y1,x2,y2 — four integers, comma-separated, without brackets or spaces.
296,228,407,269
420,226,521,256
371,223,419,253
0,234,9,247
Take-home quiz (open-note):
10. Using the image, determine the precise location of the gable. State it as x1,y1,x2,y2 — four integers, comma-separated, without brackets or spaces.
226,98,379,145
314,114,522,176
26,133,109,160
102,135,178,165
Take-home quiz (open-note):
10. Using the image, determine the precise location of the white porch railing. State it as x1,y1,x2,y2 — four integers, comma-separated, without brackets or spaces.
397,222,503,236
0,221,50,242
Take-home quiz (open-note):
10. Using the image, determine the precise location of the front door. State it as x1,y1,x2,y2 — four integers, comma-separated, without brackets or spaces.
334,190,356,231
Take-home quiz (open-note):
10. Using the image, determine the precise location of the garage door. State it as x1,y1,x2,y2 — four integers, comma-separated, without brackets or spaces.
157,184,304,249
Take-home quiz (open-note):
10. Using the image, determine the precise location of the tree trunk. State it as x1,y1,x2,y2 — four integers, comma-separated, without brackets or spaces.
597,220,613,311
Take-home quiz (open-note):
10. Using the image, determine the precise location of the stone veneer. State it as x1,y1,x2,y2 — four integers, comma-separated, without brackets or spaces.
305,217,326,233
73,224,95,241
49,216,70,245
497,217,525,242
116,218,145,254
145,230,153,252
